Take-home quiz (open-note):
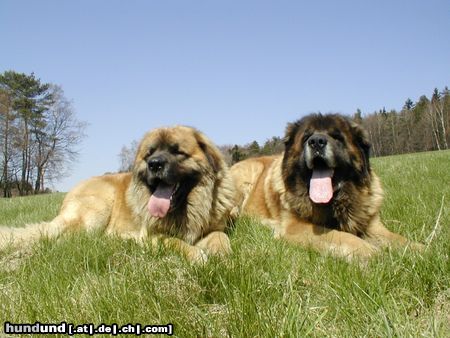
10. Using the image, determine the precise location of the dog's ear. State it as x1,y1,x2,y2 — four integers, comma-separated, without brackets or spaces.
283,114,315,148
283,121,300,147
350,121,371,159
349,120,371,177
194,130,223,173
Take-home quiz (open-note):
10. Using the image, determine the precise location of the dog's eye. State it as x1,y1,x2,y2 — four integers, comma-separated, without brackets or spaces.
148,147,156,156
330,131,344,142
302,132,312,144
169,145,188,157
175,150,188,157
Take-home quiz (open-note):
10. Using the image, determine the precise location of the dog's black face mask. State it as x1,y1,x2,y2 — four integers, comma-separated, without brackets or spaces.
282,114,372,204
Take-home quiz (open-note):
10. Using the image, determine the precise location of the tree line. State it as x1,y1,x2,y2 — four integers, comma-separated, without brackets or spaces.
0,71,86,197
360,87,449,157
223,87,450,164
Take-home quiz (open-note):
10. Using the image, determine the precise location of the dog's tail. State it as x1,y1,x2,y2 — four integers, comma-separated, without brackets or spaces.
0,216,67,250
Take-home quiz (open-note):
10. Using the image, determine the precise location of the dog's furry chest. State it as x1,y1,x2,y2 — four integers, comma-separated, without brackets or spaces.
285,189,362,235
310,203,339,229
310,192,367,236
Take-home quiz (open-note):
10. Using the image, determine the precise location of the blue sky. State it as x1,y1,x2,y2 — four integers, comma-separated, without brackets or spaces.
1,0,449,191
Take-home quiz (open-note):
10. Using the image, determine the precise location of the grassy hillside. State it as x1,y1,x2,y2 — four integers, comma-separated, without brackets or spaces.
0,150,449,337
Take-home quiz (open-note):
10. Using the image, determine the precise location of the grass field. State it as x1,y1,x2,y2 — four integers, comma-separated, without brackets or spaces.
0,150,449,337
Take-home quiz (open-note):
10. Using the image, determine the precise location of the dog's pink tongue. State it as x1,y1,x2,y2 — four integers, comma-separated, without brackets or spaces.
148,184,175,218
309,169,333,204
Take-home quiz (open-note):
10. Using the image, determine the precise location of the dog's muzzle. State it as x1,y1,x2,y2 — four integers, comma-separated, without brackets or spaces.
305,133,335,169
148,155,167,174
308,134,328,155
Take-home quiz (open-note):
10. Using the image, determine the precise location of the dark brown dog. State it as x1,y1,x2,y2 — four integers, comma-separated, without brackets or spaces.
231,113,422,260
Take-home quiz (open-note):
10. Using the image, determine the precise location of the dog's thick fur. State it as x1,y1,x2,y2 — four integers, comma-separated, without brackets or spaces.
0,126,235,262
231,113,421,260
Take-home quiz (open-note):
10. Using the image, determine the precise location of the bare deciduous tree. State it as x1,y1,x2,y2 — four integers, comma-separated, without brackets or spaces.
0,71,86,196
33,85,87,192
118,140,139,172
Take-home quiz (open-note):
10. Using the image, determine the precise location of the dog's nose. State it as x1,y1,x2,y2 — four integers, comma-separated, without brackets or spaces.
148,156,167,172
308,134,328,150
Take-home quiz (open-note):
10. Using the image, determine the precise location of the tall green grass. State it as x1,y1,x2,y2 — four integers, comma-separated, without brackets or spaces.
1,150,449,337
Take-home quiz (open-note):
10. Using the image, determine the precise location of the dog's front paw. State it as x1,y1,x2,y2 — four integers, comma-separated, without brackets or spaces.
186,247,208,264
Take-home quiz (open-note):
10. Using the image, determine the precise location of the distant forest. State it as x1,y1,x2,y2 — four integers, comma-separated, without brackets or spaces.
0,71,86,197
221,87,450,165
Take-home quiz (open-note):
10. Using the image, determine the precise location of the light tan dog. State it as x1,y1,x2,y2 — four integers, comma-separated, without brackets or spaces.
0,126,235,262
231,113,421,260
